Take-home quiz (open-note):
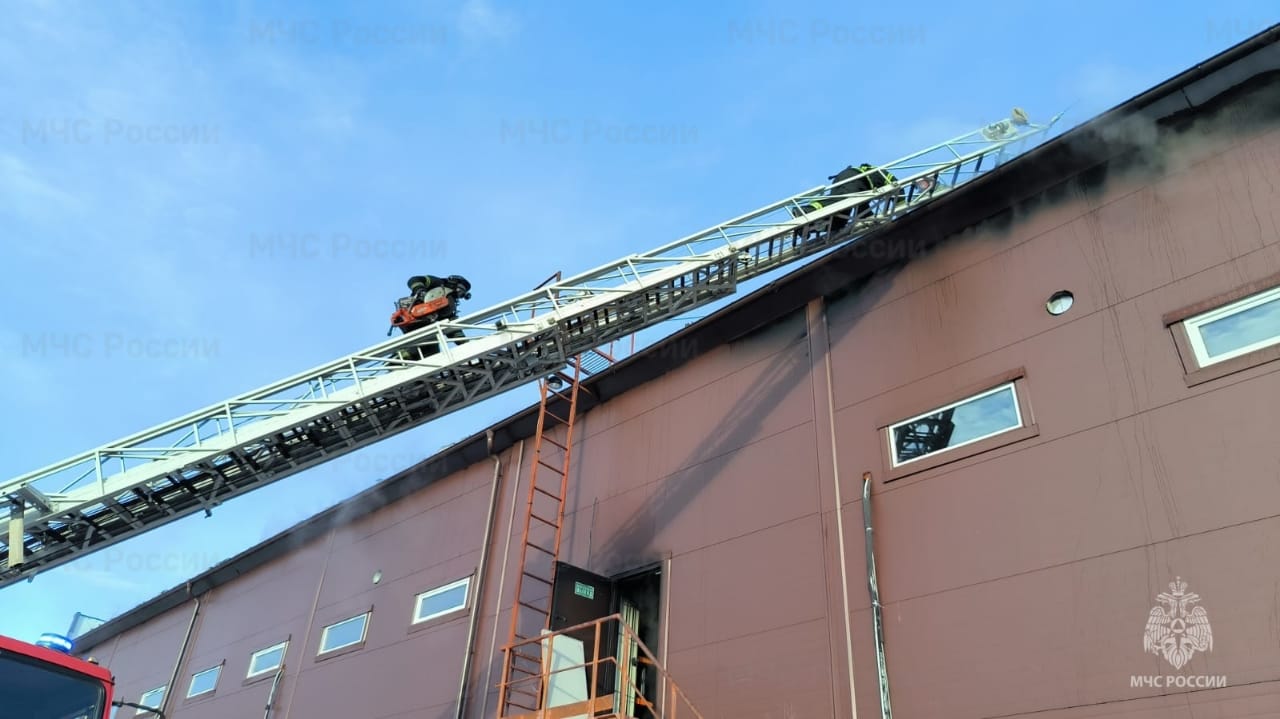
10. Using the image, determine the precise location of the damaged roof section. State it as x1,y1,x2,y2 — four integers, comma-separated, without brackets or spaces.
72,22,1280,654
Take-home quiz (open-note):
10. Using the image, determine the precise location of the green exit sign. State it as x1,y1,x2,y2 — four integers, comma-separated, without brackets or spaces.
574,581,595,599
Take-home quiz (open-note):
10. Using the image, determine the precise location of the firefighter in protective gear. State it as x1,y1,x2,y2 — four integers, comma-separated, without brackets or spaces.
790,163,899,239
826,163,900,231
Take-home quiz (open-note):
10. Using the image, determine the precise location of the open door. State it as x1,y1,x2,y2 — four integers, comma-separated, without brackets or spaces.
614,565,662,716
548,561,664,716
550,562,617,701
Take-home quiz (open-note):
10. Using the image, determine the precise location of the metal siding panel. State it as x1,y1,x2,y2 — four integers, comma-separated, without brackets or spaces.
316,478,489,608
664,515,829,655
848,518,1280,717
283,619,469,718
666,617,834,719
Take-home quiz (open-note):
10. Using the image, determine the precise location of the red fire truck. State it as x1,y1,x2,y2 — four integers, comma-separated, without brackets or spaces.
0,632,125,719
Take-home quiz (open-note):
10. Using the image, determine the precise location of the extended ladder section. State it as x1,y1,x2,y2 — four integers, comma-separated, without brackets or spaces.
0,110,1061,587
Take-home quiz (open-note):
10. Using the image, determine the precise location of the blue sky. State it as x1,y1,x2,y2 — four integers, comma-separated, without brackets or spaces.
0,0,1275,643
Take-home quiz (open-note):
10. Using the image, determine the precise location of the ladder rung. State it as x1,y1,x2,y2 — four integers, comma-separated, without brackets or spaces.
519,569,550,587
533,485,562,501
529,512,558,527
536,459,565,474
540,436,567,451
512,648,542,663
521,572,553,585
509,658,540,672
517,600,549,613
515,588,549,608
552,388,583,405
525,540,556,556
548,370,576,384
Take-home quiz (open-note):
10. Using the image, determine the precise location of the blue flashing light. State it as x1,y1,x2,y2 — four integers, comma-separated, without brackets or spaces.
36,632,75,654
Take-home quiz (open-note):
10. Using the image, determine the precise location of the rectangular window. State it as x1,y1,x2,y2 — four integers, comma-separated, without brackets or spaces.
247,641,287,679
888,382,1024,468
1182,285,1280,367
318,612,370,655
413,577,471,624
186,665,221,698
135,686,165,715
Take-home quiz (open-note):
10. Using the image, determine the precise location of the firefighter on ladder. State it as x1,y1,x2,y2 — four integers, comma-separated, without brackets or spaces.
389,273,472,361
790,162,900,242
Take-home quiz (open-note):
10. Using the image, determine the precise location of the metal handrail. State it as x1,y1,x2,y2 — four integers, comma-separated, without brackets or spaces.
497,613,704,719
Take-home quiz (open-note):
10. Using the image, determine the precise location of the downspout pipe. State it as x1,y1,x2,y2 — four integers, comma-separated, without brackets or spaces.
862,473,893,719
263,664,285,719
456,429,503,719
160,582,201,717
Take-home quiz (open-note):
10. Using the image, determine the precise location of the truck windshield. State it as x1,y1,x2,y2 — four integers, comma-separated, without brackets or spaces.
0,649,106,719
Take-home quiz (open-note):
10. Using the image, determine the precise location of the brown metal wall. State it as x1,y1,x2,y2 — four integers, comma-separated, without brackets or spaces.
94,455,506,718
830,122,1280,717
91,118,1280,718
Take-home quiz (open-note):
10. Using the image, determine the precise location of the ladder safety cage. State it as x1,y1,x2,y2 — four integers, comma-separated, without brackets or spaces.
0,109,1062,586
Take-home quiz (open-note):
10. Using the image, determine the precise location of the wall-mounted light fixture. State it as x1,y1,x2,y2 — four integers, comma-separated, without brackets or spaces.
1046,290,1074,316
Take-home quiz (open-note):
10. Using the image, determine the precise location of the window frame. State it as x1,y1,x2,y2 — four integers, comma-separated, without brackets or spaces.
877,368,1038,482
317,612,371,657
246,640,288,680
135,686,165,716
186,663,222,699
887,381,1023,469
1164,273,1280,387
412,576,472,626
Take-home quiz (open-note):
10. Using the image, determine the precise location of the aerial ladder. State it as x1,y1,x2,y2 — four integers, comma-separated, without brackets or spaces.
0,109,1061,604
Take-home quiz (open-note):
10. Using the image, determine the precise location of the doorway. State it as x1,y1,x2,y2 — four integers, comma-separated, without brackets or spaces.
612,564,662,716
548,561,663,716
